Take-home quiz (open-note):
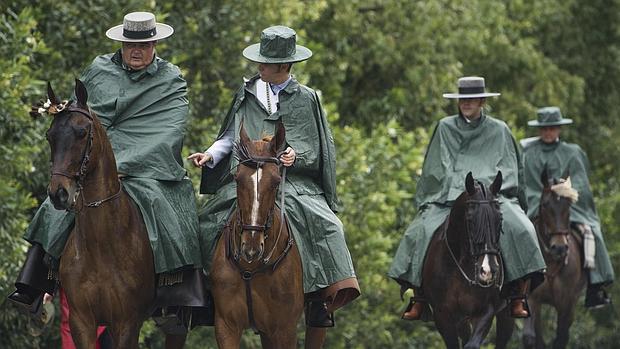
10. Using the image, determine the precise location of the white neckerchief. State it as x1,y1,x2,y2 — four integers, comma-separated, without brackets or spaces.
256,79,278,115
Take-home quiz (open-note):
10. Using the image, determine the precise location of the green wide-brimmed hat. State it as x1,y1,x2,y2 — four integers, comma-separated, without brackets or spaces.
528,106,573,127
243,26,312,64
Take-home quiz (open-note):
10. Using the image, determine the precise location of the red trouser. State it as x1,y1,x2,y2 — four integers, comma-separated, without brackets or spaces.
60,288,107,349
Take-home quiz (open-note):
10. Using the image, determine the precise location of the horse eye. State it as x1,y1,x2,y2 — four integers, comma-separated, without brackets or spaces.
73,127,88,138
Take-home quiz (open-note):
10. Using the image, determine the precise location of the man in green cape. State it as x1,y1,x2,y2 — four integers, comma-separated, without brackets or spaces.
8,12,210,331
388,77,546,320
523,106,614,308
189,26,360,332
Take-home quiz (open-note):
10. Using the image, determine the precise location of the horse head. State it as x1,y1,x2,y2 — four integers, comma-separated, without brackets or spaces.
459,171,503,287
235,122,286,264
538,169,576,261
42,80,105,210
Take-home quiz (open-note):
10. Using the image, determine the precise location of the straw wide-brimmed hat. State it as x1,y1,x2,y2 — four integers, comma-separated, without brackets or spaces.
243,25,312,64
443,76,501,99
106,12,173,42
528,106,573,127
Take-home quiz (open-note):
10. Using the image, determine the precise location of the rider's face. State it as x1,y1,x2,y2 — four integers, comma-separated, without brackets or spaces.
539,126,561,144
458,98,485,120
121,41,156,70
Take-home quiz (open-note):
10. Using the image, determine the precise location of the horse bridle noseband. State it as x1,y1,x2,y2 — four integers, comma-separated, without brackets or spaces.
49,103,122,211
226,148,294,334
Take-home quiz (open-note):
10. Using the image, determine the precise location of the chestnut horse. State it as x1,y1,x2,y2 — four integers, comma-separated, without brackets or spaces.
43,80,185,349
422,172,514,349
210,123,307,348
522,171,586,349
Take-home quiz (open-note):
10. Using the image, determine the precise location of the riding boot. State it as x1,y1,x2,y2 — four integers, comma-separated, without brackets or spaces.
305,299,335,328
585,283,612,309
152,268,214,333
401,287,430,321
509,278,531,318
7,243,58,314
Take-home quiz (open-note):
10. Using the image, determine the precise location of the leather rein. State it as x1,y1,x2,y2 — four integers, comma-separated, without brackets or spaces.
49,104,122,211
225,150,294,334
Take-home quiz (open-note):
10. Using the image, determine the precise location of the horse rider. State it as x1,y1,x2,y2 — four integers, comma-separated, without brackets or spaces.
7,11,211,332
522,106,614,308
388,76,547,320
188,25,360,328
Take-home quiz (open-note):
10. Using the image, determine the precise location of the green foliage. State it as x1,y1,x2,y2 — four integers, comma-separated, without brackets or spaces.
1,1,619,348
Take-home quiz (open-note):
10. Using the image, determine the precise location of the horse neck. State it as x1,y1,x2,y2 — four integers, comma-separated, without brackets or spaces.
79,119,120,207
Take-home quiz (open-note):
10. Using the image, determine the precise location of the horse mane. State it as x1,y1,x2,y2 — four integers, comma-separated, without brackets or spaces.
550,177,579,203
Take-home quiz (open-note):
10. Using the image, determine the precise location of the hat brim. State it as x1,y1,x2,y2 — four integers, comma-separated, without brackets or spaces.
443,92,501,99
242,43,313,64
527,119,573,127
105,23,174,42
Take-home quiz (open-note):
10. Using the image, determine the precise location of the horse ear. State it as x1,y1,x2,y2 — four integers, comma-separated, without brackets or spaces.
490,170,502,195
47,81,61,105
270,122,287,154
75,79,88,108
561,167,570,181
466,172,476,195
541,165,550,188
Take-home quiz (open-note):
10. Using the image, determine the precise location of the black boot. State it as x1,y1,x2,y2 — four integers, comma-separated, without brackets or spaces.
7,243,57,314
305,299,335,328
151,268,214,333
585,284,612,309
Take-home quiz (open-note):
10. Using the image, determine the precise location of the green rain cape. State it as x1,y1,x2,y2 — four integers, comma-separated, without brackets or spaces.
199,75,356,293
523,139,614,284
25,51,202,273
388,114,546,287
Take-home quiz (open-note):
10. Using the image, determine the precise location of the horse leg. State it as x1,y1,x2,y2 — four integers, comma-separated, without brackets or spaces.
108,322,141,349
165,333,187,349
434,309,460,349
68,311,97,349
214,316,242,349
495,307,514,349
304,327,327,349
552,305,575,349
463,305,495,349
522,299,540,349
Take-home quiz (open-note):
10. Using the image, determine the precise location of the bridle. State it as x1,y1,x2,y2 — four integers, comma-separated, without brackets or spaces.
225,144,294,333
536,191,572,277
49,102,122,211
445,195,504,289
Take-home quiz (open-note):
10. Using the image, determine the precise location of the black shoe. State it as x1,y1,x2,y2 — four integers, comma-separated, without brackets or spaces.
8,291,36,307
585,286,612,309
305,300,334,328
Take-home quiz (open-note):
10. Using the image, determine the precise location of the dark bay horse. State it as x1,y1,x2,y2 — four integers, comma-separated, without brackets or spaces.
422,172,514,349
523,171,586,349
43,80,185,349
210,123,306,348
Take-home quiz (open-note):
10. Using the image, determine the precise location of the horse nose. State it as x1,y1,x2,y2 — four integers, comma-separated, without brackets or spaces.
49,186,69,209
550,244,568,258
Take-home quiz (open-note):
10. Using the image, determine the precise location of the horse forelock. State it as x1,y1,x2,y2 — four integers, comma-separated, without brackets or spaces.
550,177,579,203
465,182,502,248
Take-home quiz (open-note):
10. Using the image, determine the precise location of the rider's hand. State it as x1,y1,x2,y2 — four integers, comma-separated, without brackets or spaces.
43,293,54,304
279,147,296,167
187,152,213,168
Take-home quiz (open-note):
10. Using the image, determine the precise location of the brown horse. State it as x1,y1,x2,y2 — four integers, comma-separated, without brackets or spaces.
210,123,307,348
421,171,514,349
522,171,586,349
43,80,185,349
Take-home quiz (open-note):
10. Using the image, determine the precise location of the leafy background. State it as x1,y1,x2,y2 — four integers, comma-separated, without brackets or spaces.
0,0,618,348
